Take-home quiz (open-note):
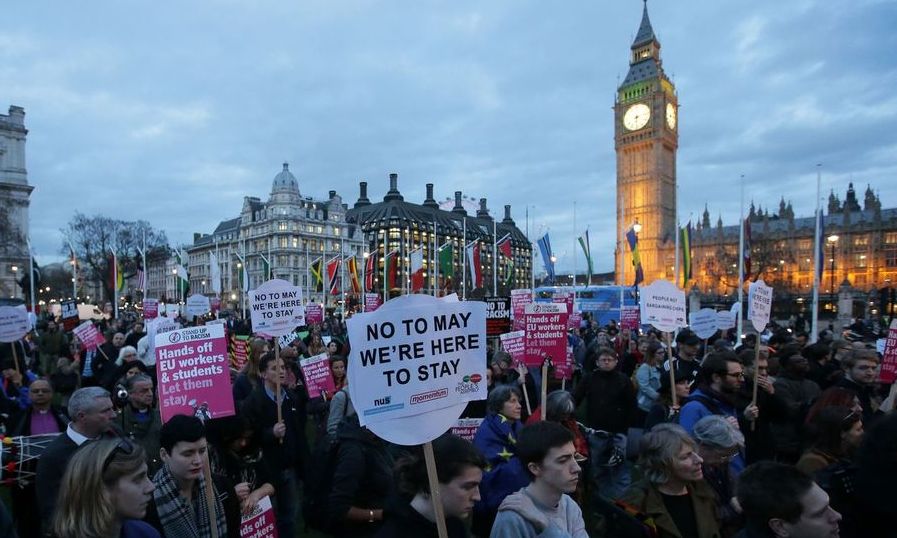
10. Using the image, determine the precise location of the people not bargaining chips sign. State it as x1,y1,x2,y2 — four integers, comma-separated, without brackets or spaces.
250,279,305,337
156,323,234,423
346,294,487,429
639,280,686,332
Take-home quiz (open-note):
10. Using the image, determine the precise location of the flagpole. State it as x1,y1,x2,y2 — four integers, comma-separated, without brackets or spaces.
573,201,577,290
143,230,148,301
462,218,467,300
112,247,119,319
213,240,219,299
493,219,498,296
68,236,77,300
340,237,345,319
433,220,438,297
674,185,680,288
362,245,367,310
811,164,822,343
620,191,625,322
305,245,310,306
737,175,745,345
27,238,36,316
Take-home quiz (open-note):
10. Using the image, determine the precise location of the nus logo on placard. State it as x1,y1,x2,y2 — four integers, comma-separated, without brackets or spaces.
373,395,391,407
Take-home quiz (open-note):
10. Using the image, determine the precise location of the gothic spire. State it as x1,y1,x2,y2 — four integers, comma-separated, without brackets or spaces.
633,0,657,48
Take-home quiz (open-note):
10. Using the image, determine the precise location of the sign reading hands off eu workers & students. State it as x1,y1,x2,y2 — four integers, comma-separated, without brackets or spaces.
639,279,686,332
250,279,305,336
156,323,234,423
346,294,486,445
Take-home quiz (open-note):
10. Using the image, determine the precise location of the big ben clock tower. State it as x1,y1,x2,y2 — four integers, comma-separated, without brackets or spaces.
615,2,678,286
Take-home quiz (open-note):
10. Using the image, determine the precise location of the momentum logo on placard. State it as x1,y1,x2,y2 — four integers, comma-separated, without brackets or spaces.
410,388,448,405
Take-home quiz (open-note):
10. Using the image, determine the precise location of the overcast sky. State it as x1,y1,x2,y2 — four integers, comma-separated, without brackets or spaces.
4,0,895,275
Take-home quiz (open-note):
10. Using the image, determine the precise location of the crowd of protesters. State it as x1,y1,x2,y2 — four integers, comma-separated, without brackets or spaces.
0,302,894,538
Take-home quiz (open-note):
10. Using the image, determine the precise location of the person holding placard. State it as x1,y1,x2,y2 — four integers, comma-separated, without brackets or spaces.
490,421,588,538
206,414,276,516
231,337,269,405
240,351,307,538
645,369,692,431
664,329,702,383
374,433,486,538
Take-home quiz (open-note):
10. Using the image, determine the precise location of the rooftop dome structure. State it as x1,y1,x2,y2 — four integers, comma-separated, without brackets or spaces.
270,162,301,205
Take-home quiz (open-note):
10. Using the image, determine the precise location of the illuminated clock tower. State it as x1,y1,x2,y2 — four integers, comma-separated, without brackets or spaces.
615,2,678,286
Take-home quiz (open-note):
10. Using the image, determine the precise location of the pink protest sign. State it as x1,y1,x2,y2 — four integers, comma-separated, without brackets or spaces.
239,495,278,538
305,303,324,325
451,418,484,441
568,311,582,331
511,289,532,331
878,319,897,384
299,352,336,398
499,330,526,364
143,299,159,320
73,321,106,351
210,297,221,312
156,323,234,423
552,292,575,330
230,335,249,370
554,344,574,380
621,307,640,331
523,303,568,367
364,293,382,312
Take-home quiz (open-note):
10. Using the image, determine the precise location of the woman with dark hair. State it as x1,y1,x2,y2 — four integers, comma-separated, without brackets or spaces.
804,386,863,426
53,438,159,538
472,384,529,537
796,405,863,476
330,355,347,394
375,434,486,537
645,369,691,430
848,413,897,537
207,414,276,515
620,424,721,538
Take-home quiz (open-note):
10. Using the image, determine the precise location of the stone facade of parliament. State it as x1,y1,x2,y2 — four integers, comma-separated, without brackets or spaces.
690,183,897,301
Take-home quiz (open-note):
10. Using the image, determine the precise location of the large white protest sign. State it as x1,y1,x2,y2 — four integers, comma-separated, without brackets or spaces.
146,317,180,364
185,294,211,319
639,279,686,332
0,306,29,343
748,279,773,332
689,308,719,340
716,310,736,330
250,279,305,337
346,294,486,445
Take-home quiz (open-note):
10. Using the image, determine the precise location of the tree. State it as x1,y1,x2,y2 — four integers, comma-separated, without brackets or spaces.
60,213,169,304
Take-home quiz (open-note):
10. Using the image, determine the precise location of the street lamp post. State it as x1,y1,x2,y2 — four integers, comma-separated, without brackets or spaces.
827,234,839,297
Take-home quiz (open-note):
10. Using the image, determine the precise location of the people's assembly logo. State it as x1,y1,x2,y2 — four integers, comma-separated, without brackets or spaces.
455,373,482,395
168,332,182,344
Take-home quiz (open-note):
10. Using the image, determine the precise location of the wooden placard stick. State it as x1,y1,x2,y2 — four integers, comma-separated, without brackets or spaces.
750,343,761,431
665,332,677,408
423,441,449,538
274,340,283,443
540,357,549,421
517,361,532,416
202,441,220,538
10,343,20,376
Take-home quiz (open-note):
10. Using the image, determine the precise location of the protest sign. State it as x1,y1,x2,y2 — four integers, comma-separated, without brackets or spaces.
305,303,324,325
639,280,686,332
716,309,736,330
60,300,79,331
552,292,575,329
250,279,305,337
499,330,526,364
877,338,886,356
299,352,336,398
485,296,511,337
554,344,574,380
156,323,234,423
72,321,106,351
230,334,250,370
569,310,582,331
143,298,159,320
689,308,719,340
523,302,568,367
346,294,486,445
364,293,382,312
878,319,897,384
278,331,300,350
210,297,221,312
450,418,484,442
748,279,773,332
621,306,640,330
0,306,30,343
239,495,278,538
511,289,532,331
186,294,211,320
146,317,180,366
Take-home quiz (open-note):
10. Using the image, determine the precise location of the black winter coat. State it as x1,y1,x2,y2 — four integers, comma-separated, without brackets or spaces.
574,369,637,433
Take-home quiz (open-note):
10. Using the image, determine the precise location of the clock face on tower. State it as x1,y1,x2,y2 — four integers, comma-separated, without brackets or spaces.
623,103,651,131
666,103,677,129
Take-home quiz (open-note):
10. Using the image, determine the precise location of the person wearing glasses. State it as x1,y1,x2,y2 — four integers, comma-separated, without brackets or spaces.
796,405,863,476
679,350,756,477
620,424,721,538
770,344,821,464
52,438,159,538
693,415,746,537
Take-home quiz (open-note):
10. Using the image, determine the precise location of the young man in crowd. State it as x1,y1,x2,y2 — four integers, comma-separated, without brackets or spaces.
117,373,163,474
834,348,880,423
736,461,841,538
241,350,308,538
679,351,758,476
770,344,821,463
664,328,703,382
36,386,117,532
490,421,588,538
